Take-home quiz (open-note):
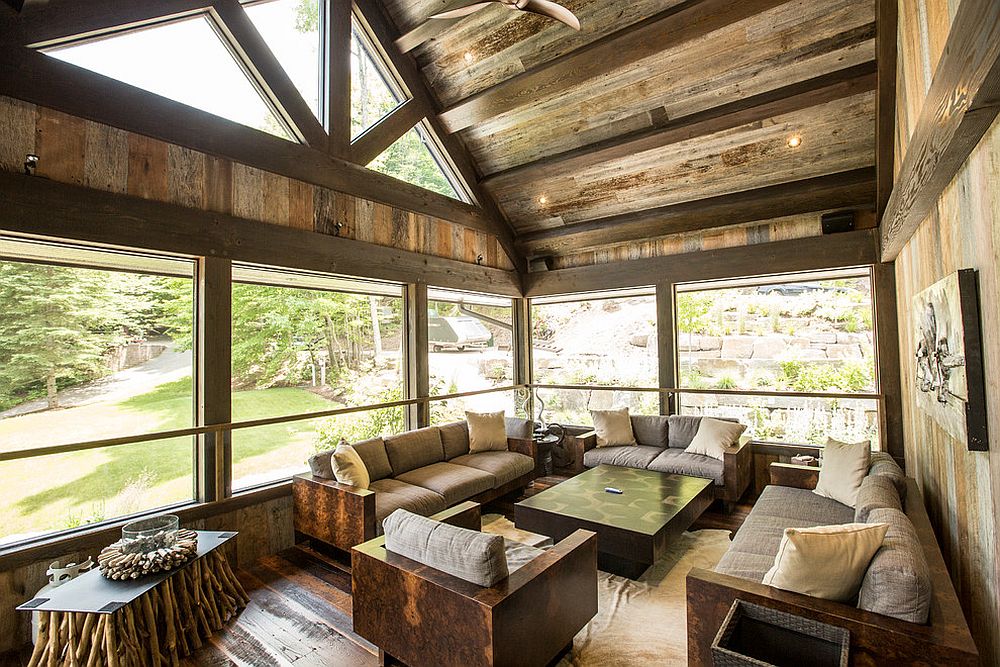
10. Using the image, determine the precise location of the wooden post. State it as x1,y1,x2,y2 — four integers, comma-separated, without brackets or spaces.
512,298,533,419
873,262,905,460
405,283,430,428
197,257,232,502
656,283,677,415
325,0,353,158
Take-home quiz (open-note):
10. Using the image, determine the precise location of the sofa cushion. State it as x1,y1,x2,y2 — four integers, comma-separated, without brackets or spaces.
869,451,907,502
814,439,871,508
370,479,447,533
439,421,471,460
583,445,662,470
591,408,637,447
685,418,746,461
646,449,724,485
383,509,508,587
354,437,393,482
331,444,370,489
667,415,703,449
450,451,534,486
384,427,445,475
396,462,496,505
504,417,534,440
467,411,508,453
714,550,777,582
752,485,854,526
630,414,669,449
858,507,932,623
307,449,335,479
855,474,902,523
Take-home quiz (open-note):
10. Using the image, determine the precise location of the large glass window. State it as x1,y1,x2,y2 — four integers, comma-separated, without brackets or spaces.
530,289,659,426
230,265,404,489
428,289,515,423
675,268,879,445
245,0,322,119
45,15,292,139
351,22,405,139
0,239,195,545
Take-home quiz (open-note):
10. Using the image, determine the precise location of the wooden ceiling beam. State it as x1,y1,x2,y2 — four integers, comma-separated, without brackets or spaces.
326,0,353,159
518,168,877,257
483,61,877,191
349,98,428,166
355,0,525,273
874,0,897,221
524,229,881,297
437,0,791,134
880,0,1000,260
209,0,329,150
0,43,499,234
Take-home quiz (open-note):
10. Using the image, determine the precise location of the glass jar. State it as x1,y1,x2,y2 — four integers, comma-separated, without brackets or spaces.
121,514,179,554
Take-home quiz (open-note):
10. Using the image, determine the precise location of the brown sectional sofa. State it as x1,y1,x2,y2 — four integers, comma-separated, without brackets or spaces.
686,454,979,665
571,414,752,505
293,418,538,551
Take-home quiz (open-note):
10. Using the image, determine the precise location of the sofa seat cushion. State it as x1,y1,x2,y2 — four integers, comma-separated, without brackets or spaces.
396,462,496,505
504,539,545,575
450,451,534,486
384,427,445,475
715,486,855,582
370,479,447,533
646,449,724,485
583,445,662,469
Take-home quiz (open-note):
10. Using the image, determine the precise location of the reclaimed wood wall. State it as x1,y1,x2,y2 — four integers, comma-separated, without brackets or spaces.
0,95,513,272
0,493,293,655
892,1,1000,664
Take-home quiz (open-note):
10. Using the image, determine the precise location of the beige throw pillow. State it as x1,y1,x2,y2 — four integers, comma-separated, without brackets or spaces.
591,408,636,447
466,411,508,453
815,438,872,508
332,442,370,489
684,418,746,461
762,522,889,600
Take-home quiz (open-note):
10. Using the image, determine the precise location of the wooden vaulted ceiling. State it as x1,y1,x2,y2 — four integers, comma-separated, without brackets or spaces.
380,0,879,258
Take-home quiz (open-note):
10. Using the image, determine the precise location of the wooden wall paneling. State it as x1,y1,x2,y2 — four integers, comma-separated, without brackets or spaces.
287,179,314,232
260,170,290,228
166,143,206,209
355,197,375,243
880,0,1000,260
232,162,264,223
434,219,452,259
33,107,85,185
0,96,35,173
313,185,337,236
125,133,169,201
0,171,522,295
82,122,128,194
332,189,356,239
204,154,233,215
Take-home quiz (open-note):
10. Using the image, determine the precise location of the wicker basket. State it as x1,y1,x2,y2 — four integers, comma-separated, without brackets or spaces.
711,600,849,667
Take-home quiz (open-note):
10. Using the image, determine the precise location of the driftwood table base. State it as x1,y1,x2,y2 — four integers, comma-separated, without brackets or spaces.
28,551,249,667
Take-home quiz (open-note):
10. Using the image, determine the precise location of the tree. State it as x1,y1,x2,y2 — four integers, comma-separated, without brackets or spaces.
0,263,118,408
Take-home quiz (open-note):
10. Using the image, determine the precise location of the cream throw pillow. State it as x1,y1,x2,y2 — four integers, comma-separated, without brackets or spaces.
762,522,889,600
466,411,508,453
591,408,636,447
684,418,746,461
814,438,871,508
332,442,370,489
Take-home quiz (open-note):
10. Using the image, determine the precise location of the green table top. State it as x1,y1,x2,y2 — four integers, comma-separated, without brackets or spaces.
516,465,713,536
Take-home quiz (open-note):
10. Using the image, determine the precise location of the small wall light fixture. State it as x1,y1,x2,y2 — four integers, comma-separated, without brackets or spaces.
24,154,38,175
538,195,548,205
786,135,802,148
463,51,475,64
332,220,344,236
476,254,484,265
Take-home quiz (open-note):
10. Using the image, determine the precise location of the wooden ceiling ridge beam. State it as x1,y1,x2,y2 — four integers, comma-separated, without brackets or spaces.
880,0,1000,260
209,0,329,150
436,0,793,135
349,97,428,166
517,168,877,256
0,43,500,234
482,61,878,190
354,0,526,274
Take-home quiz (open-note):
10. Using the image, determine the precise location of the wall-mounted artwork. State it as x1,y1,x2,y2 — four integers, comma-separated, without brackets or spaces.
912,269,988,451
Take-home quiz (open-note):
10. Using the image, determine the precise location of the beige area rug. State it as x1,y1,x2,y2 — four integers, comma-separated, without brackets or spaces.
482,515,732,666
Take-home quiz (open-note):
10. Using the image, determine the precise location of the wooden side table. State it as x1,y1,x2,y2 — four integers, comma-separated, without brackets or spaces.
18,531,248,667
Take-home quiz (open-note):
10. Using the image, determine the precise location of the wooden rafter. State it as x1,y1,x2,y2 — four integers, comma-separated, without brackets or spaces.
875,0,897,220
210,0,328,150
880,0,1000,260
0,43,500,234
517,168,877,256
437,0,791,134
349,97,428,166
483,62,877,190
355,0,525,273
326,0,352,158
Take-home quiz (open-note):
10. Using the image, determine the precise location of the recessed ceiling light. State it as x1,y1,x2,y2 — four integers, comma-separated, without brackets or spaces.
538,195,548,205
463,52,474,64
787,135,802,148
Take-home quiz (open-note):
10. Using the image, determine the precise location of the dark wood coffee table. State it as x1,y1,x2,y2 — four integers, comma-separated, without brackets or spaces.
515,465,713,578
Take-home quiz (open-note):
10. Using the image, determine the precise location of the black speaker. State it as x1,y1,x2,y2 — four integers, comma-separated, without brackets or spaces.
821,210,856,235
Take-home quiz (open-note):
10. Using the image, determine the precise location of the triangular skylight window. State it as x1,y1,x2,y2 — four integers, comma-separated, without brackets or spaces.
245,0,321,120
368,122,463,200
351,22,404,139
45,15,293,140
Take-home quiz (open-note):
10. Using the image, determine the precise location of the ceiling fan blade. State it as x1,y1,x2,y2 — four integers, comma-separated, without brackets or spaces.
521,0,580,30
430,2,497,20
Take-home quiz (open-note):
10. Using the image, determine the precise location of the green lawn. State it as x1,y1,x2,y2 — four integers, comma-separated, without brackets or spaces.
0,378,335,543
